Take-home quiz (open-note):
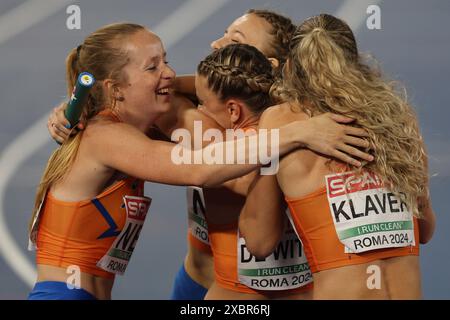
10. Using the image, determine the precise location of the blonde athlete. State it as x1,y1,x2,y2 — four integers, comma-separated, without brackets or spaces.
46,12,373,299
29,22,328,300
240,14,436,299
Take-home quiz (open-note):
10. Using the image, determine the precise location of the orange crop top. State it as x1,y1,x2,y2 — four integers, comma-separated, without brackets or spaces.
31,110,150,279
208,220,313,294
188,232,212,253
34,177,146,279
285,171,420,273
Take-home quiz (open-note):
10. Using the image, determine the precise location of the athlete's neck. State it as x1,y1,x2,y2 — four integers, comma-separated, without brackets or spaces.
232,115,259,130
115,105,157,133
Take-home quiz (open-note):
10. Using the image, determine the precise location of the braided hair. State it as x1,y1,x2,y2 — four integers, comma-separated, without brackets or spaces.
197,44,275,115
247,9,296,76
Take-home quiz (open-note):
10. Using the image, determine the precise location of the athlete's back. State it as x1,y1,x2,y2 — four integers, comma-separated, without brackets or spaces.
263,103,421,299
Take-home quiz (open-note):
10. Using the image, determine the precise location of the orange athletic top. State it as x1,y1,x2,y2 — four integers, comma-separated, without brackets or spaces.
188,232,212,253
36,177,145,279
35,110,146,279
285,186,420,273
208,220,248,292
207,126,312,294
208,217,312,294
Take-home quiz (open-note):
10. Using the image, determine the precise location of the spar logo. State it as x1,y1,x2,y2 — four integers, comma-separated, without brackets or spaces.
326,171,409,223
124,196,151,221
327,171,383,198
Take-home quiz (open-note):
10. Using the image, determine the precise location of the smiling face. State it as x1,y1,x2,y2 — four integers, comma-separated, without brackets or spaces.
195,74,232,129
117,29,175,128
210,13,272,54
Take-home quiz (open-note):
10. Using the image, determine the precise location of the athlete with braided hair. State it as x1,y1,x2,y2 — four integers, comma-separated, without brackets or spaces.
174,9,297,96
30,23,325,300
193,43,310,299
46,11,373,300
227,9,295,77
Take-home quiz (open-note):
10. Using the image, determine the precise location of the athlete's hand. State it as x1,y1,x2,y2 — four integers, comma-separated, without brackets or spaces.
302,113,374,167
47,102,85,144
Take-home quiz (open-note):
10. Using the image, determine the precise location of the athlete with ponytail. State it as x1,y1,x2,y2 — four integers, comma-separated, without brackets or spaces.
45,11,375,300
28,22,338,300
241,14,436,299
193,43,368,300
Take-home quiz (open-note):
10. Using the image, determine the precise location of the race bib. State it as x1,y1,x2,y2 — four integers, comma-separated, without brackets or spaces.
325,171,415,254
238,214,312,291
97,195,151,275
187,186,210,246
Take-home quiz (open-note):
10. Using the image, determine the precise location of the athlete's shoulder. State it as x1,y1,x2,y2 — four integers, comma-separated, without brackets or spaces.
259,102,305,129
182,108,222,133
84,114,136,139
172,93,196,110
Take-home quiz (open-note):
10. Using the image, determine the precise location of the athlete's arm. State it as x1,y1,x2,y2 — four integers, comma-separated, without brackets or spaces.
238,108,305,259
86,118,306,187
48,93,204,145
47,102,85,144
173,74,196,97
418,197,436,244
239,174,286,259
219,171,257,196
48,100,374,167
260,105,374,167
418,152,436,244
153,94,195,137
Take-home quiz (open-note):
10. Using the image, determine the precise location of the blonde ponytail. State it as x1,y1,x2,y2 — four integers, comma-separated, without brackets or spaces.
30,23,146,231
278,14,428,217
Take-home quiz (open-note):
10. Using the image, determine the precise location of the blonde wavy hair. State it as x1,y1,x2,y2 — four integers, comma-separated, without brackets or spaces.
30,23,146,230
274,14,428,217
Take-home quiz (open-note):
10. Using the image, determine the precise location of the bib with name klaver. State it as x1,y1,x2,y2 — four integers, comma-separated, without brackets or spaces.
325,171,415,254
238,211,313,291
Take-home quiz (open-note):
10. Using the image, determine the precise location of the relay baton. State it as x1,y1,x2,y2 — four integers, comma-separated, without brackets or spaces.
65,72,95,128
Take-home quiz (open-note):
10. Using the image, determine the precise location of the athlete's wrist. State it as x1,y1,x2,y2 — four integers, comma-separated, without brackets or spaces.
283,121,307,150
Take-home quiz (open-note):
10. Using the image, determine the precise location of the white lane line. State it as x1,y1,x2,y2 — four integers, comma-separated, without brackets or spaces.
151,0,231,49
0,115,50,286
0,0,230,289
0,0,74,289
0,0,74,44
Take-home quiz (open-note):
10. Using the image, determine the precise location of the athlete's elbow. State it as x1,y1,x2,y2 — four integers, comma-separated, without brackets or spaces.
242,229,278,259
197,170,223,188
186,168,209,187
246,237,277,259
419,224,435,244
419,210,436,244
419,233,432,244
